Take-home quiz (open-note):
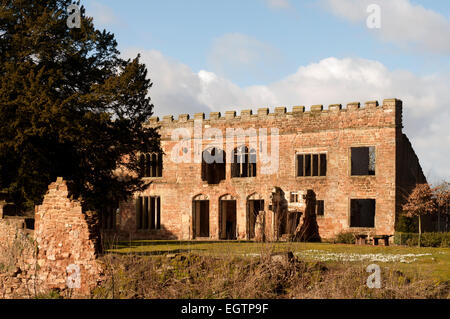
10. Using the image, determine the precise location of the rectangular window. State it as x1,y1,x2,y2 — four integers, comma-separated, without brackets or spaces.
296,153,327,177
136,196,161,230
350,199,375,228
316,200,324,216
351,147,375,176
290,192,299,203
100,204,117,230
140,153,163,178
297,155,304,177
305,154,311,176
320,154,327,176
312,155,319,176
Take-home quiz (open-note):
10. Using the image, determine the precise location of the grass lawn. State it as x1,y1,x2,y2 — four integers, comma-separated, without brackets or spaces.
105,240,450,282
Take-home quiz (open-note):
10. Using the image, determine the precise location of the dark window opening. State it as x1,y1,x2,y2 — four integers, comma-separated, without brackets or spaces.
320,154,327,176
350,199,375,228
312,155,319,176
202,147,226,184
231,146,257,178
297,155,304,177
351,147,375,176
290,192,299,203
140,152,163,178
136,196,161,230
316,200,324,216
100,204,118,230
297,153,327,177
305,154,311,176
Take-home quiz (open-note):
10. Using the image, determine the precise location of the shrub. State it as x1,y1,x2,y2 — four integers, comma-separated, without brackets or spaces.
334,232,355,244
395,232,450,247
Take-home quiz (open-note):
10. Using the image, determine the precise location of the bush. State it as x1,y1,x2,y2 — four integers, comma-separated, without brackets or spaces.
334,232,355,244
396,215,417,233
395,232,450,247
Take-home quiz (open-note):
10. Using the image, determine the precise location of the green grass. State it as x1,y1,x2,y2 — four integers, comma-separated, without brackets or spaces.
105,240,450,282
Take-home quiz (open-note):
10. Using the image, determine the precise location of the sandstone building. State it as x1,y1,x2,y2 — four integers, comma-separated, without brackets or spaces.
106,98,426,241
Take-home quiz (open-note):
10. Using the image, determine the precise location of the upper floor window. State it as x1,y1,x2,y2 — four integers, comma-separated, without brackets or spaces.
296,153,327,177
202,147,226,184
140,153,163,178
351,147,375,176
231,146,256,178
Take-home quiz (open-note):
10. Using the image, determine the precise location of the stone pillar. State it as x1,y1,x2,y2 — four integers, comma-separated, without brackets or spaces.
254,211,266,242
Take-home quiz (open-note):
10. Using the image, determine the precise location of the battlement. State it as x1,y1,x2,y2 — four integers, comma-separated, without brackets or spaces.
147,99,402,127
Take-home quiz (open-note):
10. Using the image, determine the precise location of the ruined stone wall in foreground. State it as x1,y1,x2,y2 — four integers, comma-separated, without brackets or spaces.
0,178,104,298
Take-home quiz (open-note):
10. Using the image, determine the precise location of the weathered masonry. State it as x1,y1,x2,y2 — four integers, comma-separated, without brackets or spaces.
109,98,426,241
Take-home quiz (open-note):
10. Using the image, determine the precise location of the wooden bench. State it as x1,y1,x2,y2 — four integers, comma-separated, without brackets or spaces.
371,235,393,246
354,234,368,245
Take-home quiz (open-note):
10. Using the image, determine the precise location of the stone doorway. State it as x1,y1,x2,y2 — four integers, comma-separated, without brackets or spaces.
193,195,210,239
219,195,237,240
247,194,264,240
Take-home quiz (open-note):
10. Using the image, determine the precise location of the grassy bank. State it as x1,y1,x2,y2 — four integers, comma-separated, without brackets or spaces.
95,240,450,298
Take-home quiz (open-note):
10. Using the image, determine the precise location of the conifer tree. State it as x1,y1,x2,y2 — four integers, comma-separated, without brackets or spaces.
0,0,160,211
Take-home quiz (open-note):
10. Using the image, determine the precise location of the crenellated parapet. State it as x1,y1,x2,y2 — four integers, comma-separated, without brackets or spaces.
146,99,403,131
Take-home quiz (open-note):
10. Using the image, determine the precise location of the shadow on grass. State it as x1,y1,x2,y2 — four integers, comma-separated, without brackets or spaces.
105,240,256,256
109,248,207,256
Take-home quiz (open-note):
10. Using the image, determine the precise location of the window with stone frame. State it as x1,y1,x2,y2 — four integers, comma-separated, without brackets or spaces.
350,199,375,228
136,196,161,230
231,145,257,178
140,152,163,178
296,153,327,177
201,147,226,184
316,200,325,216
100,204,118,230
351,147,376,176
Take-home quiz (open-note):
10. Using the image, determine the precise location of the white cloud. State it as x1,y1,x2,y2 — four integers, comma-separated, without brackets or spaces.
89,1,123,27
265,0,292,10
321,0,450,54
123,49,450,182
207,33,284,84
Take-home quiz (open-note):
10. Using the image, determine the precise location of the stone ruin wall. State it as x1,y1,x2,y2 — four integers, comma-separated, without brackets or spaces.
0,178,104,298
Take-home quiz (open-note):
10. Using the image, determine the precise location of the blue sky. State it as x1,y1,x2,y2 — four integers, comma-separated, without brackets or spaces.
84,0,450,85
82,0,450,183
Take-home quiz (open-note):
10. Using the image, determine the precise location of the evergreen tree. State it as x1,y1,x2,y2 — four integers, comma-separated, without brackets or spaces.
0,0,160,211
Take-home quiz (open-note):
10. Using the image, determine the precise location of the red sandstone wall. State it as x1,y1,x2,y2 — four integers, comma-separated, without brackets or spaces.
118,99,407,240
0,218,27,247
0,178,104,298
34,178,103,295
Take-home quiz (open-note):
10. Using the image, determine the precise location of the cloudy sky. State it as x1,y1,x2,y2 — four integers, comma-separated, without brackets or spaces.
83,0,450,183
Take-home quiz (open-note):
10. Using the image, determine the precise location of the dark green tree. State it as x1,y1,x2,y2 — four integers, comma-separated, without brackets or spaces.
0,0,160,212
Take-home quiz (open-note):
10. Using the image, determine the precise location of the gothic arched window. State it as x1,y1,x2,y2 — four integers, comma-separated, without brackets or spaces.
201,147,226,184
231,146,256,178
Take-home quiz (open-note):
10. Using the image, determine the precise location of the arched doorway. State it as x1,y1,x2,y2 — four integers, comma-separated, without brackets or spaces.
219,194,237,240
192,194,210,239
247,193,264,240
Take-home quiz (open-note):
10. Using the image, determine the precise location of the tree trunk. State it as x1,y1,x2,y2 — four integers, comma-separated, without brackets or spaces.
418,215,422,248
